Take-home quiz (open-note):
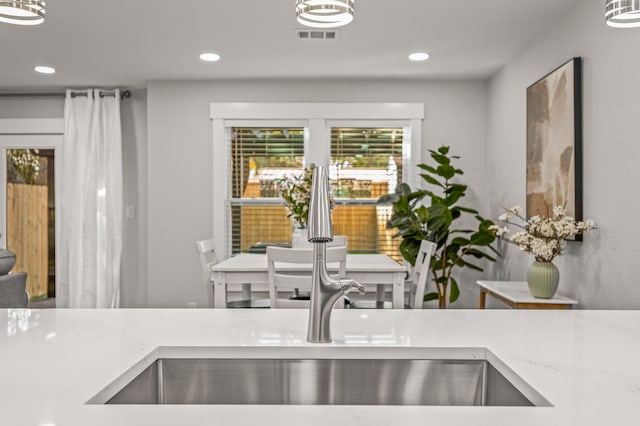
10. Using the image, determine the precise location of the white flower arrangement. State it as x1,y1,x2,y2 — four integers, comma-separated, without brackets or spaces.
278,165,335,228
489,205,596,262
278,167,313,227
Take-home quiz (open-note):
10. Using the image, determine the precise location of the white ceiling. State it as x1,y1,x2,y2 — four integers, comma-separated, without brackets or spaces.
0,0,581,90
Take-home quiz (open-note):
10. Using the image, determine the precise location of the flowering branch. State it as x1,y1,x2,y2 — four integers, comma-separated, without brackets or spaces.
7,149,41,185
489,205,596,262
278,167,313,227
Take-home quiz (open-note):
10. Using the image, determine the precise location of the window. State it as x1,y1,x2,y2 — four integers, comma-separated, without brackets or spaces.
330,127,404,261
211,103,424,260
229,127,304,254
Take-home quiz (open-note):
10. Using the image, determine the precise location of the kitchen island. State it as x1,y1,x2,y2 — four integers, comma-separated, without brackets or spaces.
1,308,638,425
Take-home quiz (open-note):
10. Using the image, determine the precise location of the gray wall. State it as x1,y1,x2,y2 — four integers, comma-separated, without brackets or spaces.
0,96,64,117
146,79,489,308
120,91,148,307
486,1,640,308
0,91,148,308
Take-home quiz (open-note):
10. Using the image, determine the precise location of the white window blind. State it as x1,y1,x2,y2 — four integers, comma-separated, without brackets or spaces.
331,127,403,262
227,126,404,261
229,127,304,255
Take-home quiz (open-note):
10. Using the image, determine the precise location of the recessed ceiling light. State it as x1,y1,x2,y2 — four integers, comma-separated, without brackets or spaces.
199,53,221,62
409,52,430,61
34,65,55,74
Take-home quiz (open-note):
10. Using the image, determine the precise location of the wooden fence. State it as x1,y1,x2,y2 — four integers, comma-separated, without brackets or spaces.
6,183,48,299
238,181,401,261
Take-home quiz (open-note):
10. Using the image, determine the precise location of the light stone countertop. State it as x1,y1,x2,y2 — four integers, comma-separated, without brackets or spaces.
1,308,639,425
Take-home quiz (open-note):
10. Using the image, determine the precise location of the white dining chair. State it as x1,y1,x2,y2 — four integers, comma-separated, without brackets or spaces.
287,235,347,300
266,246,347,309
349,240,436,309
406,240,437,309
196,238,270,308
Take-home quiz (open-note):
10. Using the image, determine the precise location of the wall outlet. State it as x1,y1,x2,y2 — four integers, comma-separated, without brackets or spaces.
125,205,135,218
187,302,198,308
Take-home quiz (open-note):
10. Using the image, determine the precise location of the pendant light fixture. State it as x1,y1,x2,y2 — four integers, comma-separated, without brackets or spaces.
296,0,354,29
0,0,45,25
606,0,640,28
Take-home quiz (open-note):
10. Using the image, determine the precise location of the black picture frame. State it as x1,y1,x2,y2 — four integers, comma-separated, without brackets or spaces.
526,57,583,237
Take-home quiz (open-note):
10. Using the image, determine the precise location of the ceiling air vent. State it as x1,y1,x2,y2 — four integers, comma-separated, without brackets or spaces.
295,29,338,40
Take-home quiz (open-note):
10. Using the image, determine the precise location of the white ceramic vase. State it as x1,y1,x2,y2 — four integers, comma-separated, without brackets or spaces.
291,221,307,248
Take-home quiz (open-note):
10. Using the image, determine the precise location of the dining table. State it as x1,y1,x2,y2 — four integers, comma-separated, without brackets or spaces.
210,253,407,308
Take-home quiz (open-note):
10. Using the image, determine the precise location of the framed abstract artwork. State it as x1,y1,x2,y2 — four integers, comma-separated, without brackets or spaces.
526,57,582,229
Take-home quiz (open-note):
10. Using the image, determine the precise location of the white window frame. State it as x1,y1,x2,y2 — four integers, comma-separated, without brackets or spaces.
210,103,424,258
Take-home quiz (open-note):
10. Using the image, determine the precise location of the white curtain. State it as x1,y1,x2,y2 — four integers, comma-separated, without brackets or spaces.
58,89,123,308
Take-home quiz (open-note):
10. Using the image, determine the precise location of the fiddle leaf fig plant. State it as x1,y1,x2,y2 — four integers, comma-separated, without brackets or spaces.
379,146,499,308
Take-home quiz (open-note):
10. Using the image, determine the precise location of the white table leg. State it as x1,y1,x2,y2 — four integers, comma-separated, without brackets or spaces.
207,280,215,308
392,272,404,308
241,283,251,300
376,285,386,302
213,273,227,308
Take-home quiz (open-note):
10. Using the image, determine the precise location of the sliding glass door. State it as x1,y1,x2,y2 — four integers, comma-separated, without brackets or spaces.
0,133,62,306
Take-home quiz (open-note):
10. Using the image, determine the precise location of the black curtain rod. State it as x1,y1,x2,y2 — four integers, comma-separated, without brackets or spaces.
0,90,131,99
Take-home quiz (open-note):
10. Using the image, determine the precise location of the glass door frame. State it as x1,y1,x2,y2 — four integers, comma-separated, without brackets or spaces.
0,119,63,298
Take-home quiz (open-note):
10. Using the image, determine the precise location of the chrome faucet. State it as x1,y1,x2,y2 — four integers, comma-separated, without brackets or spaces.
306,165,365,343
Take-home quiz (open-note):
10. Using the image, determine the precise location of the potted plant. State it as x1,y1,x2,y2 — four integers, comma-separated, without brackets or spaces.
278,164,335,246
378,146,499,308
492,205,596,298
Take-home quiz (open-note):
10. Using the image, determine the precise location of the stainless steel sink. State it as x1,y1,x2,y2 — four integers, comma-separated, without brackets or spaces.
88,347,549,407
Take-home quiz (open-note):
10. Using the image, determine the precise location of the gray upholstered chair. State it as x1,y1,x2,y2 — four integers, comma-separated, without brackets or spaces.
0,272,28,308
0,248,16,275
0,249,28,308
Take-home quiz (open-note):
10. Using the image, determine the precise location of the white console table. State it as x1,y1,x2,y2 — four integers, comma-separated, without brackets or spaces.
475,280,578,310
